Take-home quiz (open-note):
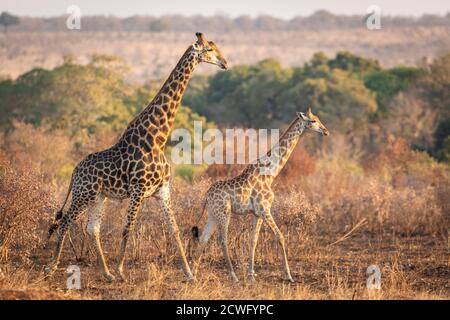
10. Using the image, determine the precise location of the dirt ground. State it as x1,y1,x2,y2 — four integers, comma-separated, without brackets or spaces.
2,228,448,300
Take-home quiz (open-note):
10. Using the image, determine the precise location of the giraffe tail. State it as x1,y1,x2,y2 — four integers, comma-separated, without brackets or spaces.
47,171,74,240
191,198,207,241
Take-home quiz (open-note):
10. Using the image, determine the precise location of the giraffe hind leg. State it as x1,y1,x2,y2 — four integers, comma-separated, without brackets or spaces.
44,197,91,276
192,213,217,276
215,206,238,282
248,216,263,282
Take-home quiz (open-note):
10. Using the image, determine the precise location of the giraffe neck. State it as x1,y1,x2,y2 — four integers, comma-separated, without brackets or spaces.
125,45,199,147
248,118,305,180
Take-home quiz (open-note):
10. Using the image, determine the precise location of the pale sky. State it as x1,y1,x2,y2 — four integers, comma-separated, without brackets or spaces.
1,0,449,18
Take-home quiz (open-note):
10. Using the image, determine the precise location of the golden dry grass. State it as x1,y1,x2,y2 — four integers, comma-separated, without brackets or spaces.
0,155,448,300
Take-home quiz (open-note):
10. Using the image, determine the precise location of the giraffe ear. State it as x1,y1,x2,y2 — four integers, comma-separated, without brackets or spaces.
307,107,313,118
297,112,309,121
196,32,207,45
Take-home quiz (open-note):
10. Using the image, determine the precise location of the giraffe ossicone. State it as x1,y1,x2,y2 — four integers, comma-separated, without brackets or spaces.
191,109,329,283
45,32,228,282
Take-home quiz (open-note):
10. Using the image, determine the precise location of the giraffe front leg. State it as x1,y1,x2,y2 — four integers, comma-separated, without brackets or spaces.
248,216,263,282
263,210,294,283
117,191,144,282
156,184,194,281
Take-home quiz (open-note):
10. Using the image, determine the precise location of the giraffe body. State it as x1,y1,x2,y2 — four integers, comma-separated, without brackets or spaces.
193,109,329,282
45,33,228,282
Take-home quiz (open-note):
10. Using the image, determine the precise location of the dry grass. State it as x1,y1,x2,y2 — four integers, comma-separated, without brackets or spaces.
0,124,448,300
0,145,450,299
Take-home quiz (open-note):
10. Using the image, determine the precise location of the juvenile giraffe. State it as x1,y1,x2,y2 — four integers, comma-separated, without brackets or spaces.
192,109,329,282
45,33,228,282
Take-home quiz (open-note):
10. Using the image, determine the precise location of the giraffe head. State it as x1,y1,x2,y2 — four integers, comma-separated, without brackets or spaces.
193,32,228,70
297,108,330,136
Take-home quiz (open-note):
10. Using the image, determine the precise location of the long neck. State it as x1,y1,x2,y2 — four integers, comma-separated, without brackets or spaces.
249,118,305,180
127,45,199,147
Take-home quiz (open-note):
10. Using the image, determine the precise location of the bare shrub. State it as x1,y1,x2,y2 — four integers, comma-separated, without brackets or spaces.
271,188,320,255
277,147,316,185
0,153,56,264
382,90,437,151
322,173,446,236
363,136,414,176
1,121,74,182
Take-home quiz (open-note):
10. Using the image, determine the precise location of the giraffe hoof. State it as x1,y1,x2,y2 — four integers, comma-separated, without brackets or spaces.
44,265,56,275
283,275,294,283
231,273,239,283
104,273,116,283
117,271,127,282
247,272,257,282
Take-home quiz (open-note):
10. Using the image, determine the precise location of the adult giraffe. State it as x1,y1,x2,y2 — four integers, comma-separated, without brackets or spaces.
45,33,228,282
192,109,329,282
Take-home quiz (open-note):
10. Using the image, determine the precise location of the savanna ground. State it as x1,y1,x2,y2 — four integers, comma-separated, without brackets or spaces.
0,136,449,300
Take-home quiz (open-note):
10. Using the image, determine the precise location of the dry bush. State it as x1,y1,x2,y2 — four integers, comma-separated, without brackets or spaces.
1,121,119,184
2,121,75,182
363,136,415,175
329,179,446,235
382,90,437,151
363,136,449,189
0,153,56,264
277,147,316,185
204,164,245,179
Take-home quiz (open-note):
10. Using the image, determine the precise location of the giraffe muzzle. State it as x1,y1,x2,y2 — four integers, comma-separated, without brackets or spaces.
220,61,228,70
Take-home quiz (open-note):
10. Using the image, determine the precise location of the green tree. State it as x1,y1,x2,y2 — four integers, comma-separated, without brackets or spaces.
417,53,450,159
191,59,291,127
149,19,169,32
188,54,379,131
129,79,216,147
279,67,378,129
328,51,381,75
0,12,19,33
364,66,422,114
0,55,133,136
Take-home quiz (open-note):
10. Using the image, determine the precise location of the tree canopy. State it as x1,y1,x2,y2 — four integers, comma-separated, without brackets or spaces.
0,51,448,162
0,12,19,32
0,55,214,141
185,53,380,130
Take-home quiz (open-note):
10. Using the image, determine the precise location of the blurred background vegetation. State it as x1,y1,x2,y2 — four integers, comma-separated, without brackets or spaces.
2,11,449,32
0,10,448,201
0,51,448,181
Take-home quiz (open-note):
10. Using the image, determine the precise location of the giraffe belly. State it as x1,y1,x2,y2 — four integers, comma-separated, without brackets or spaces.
231,201,254,215
102,185,129,199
